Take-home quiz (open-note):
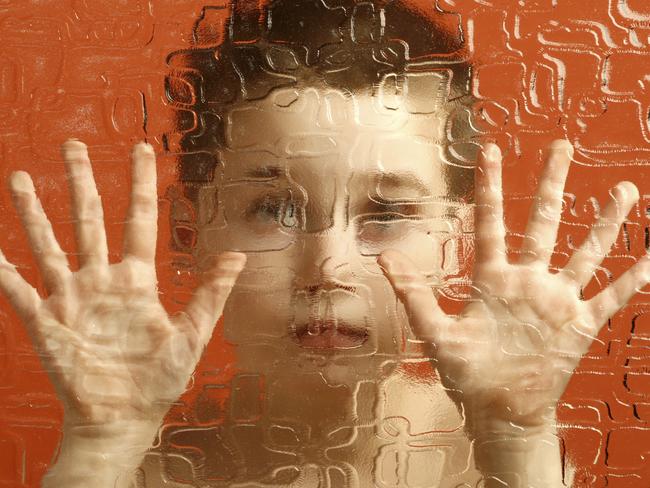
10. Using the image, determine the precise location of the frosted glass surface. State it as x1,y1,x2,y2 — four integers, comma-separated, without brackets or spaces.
0,1,649,487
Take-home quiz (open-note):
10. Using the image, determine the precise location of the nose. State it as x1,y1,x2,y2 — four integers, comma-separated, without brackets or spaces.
293,225,357,291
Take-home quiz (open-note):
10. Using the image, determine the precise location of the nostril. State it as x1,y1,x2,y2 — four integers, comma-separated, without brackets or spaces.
319,256,355,280
294,230,358,291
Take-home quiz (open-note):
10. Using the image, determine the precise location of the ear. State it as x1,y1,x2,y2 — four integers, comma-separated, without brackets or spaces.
165,183,199,253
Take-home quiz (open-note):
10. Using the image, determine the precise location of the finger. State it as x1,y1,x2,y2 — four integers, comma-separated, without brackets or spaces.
123,142,158,264
588,254,650,326
378,249,451,343
175,252,247,348
519,139,574,266
474,143,507,265
61,140,109,269
561,181,639,289
8,171,72,294
0,248,41,321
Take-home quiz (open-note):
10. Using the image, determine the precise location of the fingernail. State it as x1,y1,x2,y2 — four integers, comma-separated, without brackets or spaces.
9,171,34,193
61,139,88,159
377,254,391,271
549,139,574,158
613,181,639,202
482,143,501,162
62,138,86,148
133,142,154,156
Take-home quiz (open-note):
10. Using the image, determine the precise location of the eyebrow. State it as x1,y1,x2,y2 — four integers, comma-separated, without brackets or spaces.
241,166,432,197
243,165,283,179
362,171,432,198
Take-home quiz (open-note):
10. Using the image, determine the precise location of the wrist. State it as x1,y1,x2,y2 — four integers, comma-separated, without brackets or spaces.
467,416,559,441
42,420,161,488
471,427,566,488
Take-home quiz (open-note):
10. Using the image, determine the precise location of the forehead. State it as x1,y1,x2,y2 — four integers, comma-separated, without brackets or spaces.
220,87,450,183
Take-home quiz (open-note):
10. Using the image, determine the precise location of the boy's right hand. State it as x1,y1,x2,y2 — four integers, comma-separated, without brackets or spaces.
0,140,245,434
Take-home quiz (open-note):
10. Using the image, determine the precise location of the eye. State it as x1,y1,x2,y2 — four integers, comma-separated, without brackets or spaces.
247,193,299,228
248,195,281,221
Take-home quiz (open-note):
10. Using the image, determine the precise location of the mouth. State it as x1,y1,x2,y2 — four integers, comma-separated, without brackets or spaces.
292,319,369,349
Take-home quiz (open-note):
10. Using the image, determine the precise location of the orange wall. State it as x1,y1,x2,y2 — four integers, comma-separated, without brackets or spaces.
0,1,649,486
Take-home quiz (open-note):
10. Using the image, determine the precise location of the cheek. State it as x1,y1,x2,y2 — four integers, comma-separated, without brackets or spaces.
357,229,448,278
403,230,462,280
193,225,227,271
221,254,295,344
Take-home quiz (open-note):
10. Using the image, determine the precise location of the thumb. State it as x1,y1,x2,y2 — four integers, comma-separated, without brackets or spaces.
378,249,450,343
177,251,247,348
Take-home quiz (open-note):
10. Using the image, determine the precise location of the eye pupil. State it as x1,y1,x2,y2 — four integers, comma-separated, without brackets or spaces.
281,202,298,227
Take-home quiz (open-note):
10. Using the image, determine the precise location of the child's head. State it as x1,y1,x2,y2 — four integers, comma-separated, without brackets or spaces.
167,0,477,380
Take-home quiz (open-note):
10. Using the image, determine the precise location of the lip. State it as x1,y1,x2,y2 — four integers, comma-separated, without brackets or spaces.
292,319,369,349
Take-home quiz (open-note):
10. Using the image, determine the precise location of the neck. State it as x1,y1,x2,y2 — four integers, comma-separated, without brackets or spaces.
146,354,480,487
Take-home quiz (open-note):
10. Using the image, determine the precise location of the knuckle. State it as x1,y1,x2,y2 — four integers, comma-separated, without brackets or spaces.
206,277,235,295
130,189,156,208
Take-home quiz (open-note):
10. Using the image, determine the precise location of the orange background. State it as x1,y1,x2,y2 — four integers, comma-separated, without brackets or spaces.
0,0,649,486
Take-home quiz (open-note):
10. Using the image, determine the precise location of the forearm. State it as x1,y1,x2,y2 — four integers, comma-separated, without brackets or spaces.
42,420,160,488
472,427,567,488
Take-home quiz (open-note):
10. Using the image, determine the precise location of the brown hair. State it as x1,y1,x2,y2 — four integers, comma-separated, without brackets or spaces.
165,0,477,250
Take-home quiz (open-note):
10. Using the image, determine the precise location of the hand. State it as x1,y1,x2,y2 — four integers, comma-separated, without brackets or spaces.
379,140,650,439
0,140,245,434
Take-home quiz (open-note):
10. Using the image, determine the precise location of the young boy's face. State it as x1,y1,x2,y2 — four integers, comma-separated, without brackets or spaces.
193,85,465,378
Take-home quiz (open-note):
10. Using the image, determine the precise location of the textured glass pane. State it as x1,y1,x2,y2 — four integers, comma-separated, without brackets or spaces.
0,1,649,487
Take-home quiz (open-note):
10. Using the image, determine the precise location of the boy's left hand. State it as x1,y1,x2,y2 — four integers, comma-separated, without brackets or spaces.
379,140,650,439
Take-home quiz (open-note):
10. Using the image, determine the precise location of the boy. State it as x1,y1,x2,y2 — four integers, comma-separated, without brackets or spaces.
1,1,647,486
